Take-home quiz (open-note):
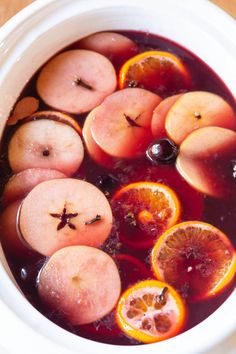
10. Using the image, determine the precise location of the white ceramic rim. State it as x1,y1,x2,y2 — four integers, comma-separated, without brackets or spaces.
0,1,235,354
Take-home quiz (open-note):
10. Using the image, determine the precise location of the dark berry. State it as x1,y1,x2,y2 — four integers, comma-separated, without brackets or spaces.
96,174,120,191
146,138,178,165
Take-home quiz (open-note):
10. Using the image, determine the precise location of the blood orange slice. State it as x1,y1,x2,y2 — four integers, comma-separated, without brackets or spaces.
151,221,236,301
116,280,186,343
114,254,152,290
119,51,191,95
112,182,181,249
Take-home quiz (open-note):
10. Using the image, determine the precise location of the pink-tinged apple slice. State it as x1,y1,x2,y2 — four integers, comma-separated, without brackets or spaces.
82,107,116,168
166,91,236,145
151,94,182,138
8,118,84,176
19,179,113,256
91,88,162,158
176,126,236,198
0,200,34,259
38,245,121,325
78,32,138,66
3,168,66,207
37,50,117,114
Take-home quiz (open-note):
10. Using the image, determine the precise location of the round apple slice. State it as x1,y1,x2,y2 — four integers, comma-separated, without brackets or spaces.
176,126,236,198
165,91,236,145
37,50,117,114
0,200,33,259
19,179,113,256
91,88,162,158
8,118,84,176
78,32,138,65
82,108,115,167
151,94,182,138
3,168,66,207
38,245,121,325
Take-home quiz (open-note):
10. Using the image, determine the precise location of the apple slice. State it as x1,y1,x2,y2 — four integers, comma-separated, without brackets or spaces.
82,107,116,168
38,246,121,325
0,200,34,259
176,126,236,198
19,179,113,256
165,91,236,145
3,168,66,207
91,88,162,158
78,32,138,66
151,94,182,138
8,118,84,176
37,50,117,114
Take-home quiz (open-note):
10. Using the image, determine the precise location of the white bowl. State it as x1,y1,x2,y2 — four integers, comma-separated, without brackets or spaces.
0,1,235,353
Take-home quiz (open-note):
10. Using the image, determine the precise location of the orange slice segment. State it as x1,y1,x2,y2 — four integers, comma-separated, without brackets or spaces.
151,221,236,302
112,182,181,249
27,110,82,136
116,279,186,343
119,51,191,95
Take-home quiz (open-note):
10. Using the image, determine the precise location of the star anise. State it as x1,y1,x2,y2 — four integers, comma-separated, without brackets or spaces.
50,207,78,231
124,113,141,128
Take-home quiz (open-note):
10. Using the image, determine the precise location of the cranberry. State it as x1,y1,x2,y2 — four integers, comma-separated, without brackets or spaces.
96,174,120,191
146,138,178,164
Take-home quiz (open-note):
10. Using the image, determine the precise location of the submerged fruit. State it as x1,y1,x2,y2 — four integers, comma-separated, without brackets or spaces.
119,51,191,94
176,126,236,198
28,110,82,135
0,200,33,259
114,254,152,290
38,246,121,325
116,280,186,343
7,96,39,126
112,182,181,249
3,168,66,207
151,221,236,301
78,32,138,65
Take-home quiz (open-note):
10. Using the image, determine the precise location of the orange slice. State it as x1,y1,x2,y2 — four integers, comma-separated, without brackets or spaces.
119,51,191,94
152,221,236,302
112,182,181,249
26,110,82,135
116,279,186,343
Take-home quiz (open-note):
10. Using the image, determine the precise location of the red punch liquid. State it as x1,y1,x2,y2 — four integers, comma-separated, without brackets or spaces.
0,31,235,345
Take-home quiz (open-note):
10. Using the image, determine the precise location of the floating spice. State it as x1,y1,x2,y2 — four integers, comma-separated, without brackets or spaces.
124,211,137,226
74,77,93,90
50,207,78,231
85,214,102,225
124,113,141,128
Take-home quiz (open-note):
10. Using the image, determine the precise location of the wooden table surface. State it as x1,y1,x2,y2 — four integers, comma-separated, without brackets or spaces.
0,0,236,26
